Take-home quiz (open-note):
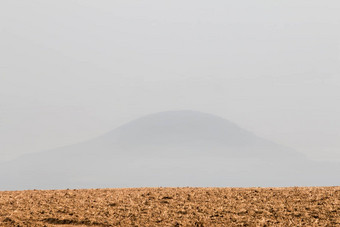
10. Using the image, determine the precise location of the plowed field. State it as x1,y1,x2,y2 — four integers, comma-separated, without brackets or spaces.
0,187,339,226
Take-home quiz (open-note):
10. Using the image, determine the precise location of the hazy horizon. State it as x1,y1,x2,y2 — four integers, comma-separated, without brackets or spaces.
1,110,339,190
1,0,340,164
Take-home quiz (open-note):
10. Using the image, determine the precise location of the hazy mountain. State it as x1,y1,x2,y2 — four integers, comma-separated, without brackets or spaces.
0,111,339,190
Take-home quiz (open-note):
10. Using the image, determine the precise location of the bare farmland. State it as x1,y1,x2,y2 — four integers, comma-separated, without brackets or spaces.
0,187,339,226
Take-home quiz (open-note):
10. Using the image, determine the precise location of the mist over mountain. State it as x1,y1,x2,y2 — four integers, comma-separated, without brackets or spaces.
91,111,303,159
0,111,339,190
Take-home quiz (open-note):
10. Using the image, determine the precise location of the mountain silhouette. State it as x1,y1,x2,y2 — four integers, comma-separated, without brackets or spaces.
95,110,303,159
0,110,339,190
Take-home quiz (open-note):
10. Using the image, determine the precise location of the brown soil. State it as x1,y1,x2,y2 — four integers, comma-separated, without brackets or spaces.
0,187,339,226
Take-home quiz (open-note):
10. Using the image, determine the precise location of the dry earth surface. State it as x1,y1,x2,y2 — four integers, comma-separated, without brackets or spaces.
0,187,339,226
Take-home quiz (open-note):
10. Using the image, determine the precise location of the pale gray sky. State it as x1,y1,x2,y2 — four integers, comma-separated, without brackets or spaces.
1,0,340,162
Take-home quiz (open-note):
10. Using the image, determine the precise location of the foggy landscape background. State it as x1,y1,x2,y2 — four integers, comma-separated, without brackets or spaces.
1,0,340,165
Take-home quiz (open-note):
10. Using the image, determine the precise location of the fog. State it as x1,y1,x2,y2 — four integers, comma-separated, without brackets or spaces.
1,111,338,190
1,0,340,167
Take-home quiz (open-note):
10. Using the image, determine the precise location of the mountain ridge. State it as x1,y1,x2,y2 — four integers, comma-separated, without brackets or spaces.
0,110,338,190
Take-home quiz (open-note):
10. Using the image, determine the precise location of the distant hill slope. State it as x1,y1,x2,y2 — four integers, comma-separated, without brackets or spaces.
0,111,339,190
93,110,304,159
